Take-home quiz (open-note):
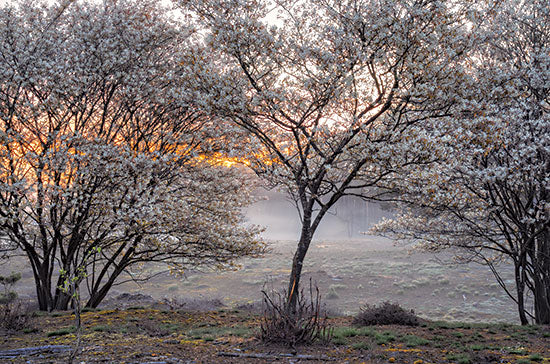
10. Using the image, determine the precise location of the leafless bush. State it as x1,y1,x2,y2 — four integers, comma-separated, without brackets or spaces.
353,301,420,326
259,281,332,347
0,299,32,331
0,272,32,332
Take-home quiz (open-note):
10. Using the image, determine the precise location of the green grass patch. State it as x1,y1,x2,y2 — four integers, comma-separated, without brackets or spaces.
159,323,181,333
46,326,76,337
516,359,531,364
429,321,489,330
445,353,471,364
333,327,360,338
452,331,464,338
510,332,528,341
374,331,396,345
332,336,348,346
507,348,529,355
351,342,370,350
403,335,430,348
528,354,543,362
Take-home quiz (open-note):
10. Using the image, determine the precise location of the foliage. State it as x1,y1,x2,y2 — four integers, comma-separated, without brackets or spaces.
259,282,332,347
353,301,420,327
373,0,550,324
0,0,264,311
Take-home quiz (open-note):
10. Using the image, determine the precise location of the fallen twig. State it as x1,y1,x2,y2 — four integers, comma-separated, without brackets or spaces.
0,345,72,359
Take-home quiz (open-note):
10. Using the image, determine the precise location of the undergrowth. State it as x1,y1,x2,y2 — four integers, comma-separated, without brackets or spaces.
259,281,332,347
353,301,420,326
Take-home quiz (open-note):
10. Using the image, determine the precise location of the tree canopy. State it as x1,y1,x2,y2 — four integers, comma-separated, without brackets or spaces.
0,0,264,311
182,0,477,310
374,0,550,324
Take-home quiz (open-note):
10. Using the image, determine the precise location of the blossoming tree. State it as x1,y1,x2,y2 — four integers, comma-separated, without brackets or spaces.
0,0,264,311
374,0,550,324
184,0,474,309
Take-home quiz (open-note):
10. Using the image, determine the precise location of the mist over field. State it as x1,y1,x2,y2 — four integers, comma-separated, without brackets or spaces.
3,193,520,324
246,190,389,241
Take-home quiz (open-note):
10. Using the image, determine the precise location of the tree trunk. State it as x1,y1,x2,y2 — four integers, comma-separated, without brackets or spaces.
35,278,52,311
86,286,109,309
533,228,550,324
54,291,72,311
515,263,529,325
533,277,550,324
532,228,550,324
33,264,54,311
286,212,313,312
85,267,123,308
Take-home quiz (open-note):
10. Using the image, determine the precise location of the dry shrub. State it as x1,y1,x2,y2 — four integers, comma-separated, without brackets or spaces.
259,281,332,347
0,272,32,332
353,301,420,326
1,300,33,332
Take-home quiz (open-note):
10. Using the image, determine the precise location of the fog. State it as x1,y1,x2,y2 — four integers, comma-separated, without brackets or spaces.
246,190,390,241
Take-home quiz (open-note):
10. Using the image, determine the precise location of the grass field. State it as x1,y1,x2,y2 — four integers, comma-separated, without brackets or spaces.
3,237,521,324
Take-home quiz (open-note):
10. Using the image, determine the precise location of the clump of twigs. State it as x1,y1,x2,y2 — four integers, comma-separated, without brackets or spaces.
353,301,420,327
259,280,332,347
0,272,32,332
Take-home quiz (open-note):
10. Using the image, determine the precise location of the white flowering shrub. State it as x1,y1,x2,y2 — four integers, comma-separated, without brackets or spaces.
373,0,550,324
182,0,475,309
0,0,264,311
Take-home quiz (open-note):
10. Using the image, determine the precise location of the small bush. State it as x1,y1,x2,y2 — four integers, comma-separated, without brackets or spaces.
0,271,32,332
259,281,332,347
332,336,347,345
353,301,420,326
0,299,32,332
